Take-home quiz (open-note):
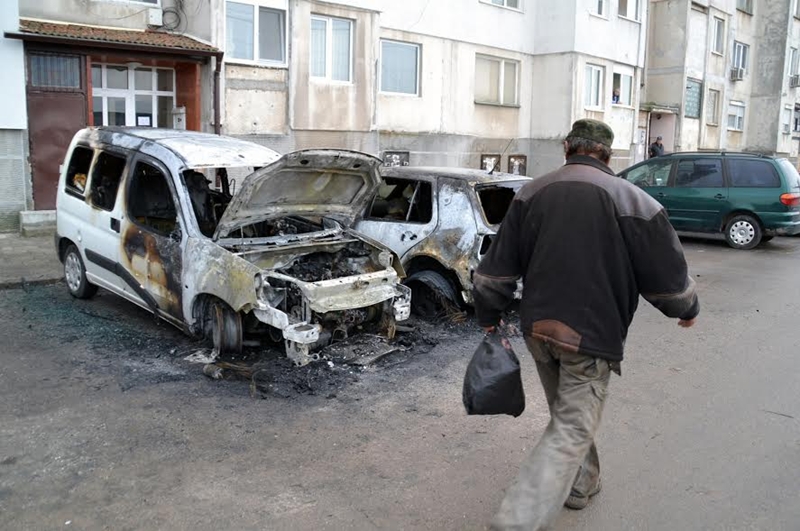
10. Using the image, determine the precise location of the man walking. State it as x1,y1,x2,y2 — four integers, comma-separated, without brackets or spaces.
649,135,665,158
473,119,699,530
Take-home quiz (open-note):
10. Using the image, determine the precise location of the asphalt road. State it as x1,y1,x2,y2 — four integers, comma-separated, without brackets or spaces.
1,236,799,530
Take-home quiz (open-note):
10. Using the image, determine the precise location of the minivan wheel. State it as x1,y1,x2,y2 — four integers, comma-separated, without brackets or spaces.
724,215,762,250
63,245,98,299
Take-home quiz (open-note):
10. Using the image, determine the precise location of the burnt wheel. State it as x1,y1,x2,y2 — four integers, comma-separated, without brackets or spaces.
63,244,98,299
724,214,762,250
208,300,243,354
406,270,458,318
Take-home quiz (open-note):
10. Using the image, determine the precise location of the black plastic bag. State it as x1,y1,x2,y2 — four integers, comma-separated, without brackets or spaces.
463,331,525,417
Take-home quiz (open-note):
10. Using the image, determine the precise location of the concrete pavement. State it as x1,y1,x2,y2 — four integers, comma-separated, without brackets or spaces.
0,232,63,289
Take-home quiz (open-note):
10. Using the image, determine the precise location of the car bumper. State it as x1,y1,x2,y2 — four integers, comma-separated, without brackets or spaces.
762,212,800,236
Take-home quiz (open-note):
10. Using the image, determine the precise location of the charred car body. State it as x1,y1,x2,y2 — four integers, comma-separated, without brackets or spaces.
56,128,410,365
354,167,530,314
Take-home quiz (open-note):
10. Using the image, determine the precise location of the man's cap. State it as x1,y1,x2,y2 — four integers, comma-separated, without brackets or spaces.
566,119,614,148
657,135,663,140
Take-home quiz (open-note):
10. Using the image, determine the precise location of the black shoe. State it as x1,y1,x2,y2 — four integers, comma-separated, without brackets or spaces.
565,478,602,510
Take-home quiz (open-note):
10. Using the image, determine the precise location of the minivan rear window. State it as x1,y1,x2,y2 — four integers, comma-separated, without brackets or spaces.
778,159,800,191
728,159,780,188
65,146,93,195
477,181,527,225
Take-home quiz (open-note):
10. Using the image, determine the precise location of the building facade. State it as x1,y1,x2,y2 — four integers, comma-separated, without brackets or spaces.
217,0,649,177
645,0,800,161
1,0,220,230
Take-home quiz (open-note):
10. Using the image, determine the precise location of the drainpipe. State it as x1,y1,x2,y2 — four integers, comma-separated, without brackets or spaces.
214,52,223,135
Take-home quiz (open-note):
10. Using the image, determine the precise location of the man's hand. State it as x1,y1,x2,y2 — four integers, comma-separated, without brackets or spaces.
678,318,696,328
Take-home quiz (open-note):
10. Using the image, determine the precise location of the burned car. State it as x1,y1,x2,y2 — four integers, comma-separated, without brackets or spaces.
354,166,531,314
55,128,410,365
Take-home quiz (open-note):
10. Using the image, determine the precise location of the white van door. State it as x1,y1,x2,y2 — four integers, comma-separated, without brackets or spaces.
117,154,186,324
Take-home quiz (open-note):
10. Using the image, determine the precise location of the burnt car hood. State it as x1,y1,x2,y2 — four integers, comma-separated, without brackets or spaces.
213,149,382,240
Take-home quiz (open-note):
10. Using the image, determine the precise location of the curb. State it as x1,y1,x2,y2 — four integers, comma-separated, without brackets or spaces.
0,277,63,290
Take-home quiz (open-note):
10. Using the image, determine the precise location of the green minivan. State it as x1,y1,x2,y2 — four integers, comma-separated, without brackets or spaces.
618,152,800,249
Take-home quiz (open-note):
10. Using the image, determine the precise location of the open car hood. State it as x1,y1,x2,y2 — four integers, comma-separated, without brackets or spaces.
213,149,383,240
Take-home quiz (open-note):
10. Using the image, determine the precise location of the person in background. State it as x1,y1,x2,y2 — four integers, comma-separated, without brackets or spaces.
649,135,665,158
612,88,621,104
472,118,699,531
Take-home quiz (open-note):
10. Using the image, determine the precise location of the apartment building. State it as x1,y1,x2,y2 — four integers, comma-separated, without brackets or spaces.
0,0,219,230
218,0,648,176
645,0,800,160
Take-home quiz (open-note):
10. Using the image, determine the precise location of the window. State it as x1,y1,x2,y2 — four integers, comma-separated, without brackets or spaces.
706,89,720,125
485,0,520,8
729,160,781,188
381,40,420,95
368,179,433,223
712,17,725,55
91,64,176,128
66,147,94,195
675,159,724,188
733,41,749,71
29,54,81,89
790,48,799,76
310,15,353,82
727,101,745,131
475,55,518,105
736,0,753,14
584,64,604,108
685,79,702,119
478,182,526,224
795,104,800,132
796,0,800,18
595,0,606,16
619,0,640,20
783,105,793,134
624,158,673,188
226,2,286,63
89,152,126,211
612,72,633,105
128,161,178,235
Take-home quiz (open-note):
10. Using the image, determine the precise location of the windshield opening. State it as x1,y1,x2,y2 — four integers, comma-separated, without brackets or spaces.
477,182,526,225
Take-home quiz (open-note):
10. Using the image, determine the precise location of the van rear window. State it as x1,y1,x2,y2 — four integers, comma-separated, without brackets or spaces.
778,159,800,191
728,160,781,188
65,147,93,195
477,181,527,225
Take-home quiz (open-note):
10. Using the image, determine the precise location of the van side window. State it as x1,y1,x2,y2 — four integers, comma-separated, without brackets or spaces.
728,160,781,188
65,147,94,195
89,152,126,211
675,159,724,188
369,178,433,223
624,159,672,188
128,161,177,235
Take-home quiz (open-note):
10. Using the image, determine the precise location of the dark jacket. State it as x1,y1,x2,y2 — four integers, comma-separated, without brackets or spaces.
473,155,699,362
649,142,665,158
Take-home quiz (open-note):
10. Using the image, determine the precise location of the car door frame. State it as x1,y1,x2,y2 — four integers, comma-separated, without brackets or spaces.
354,175,439,261
118,152,188,327
666,156,729,232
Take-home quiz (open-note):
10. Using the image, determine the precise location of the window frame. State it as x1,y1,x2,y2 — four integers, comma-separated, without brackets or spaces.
736,0,753,15
674,158,726,189
795,0,800,18
790,48,799,77
712,17,725,56
727,159,782,188
727,101,746,132
28,53,84,92
380,39,421,96
618,0,641,21
474,54,519,107
480,0,522,11
366,178,434,225
706,88,720,126
310,14,354,83
584,64,604,109
612,72,633,106
91,64,176,128
733,41,749,71
89,149,128,213
126,155,182,238
783,105,793,134
225,0,288,67
685,78,703,119
593,0,607,17
64,146,96,199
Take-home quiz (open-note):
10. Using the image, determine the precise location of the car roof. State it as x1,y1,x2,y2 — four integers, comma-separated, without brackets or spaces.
650,151,777,160
381,165,532,184
74,127,280,169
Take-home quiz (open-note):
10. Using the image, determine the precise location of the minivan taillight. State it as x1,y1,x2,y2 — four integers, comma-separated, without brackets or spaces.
780,193,800,207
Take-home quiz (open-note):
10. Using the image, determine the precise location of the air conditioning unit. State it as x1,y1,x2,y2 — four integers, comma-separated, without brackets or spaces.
730,67,745,81
791,74,800,88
